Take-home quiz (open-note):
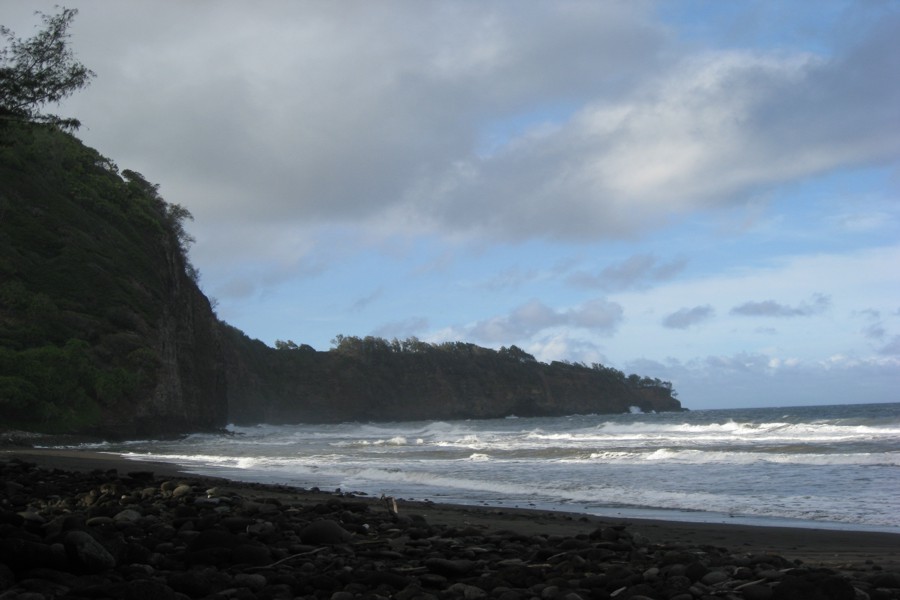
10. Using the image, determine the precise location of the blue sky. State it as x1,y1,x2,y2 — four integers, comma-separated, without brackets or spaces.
5,1,898,409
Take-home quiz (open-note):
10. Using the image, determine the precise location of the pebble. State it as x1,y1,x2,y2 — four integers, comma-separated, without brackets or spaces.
0,456,897,600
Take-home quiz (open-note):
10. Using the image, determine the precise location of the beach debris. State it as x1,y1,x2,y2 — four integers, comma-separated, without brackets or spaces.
381,493,399,515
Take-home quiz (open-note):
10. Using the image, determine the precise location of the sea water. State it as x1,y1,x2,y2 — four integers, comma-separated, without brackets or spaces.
77,402,899,532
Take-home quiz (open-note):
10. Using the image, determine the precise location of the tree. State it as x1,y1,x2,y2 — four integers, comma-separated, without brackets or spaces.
275,339,299,351
0,7,94,130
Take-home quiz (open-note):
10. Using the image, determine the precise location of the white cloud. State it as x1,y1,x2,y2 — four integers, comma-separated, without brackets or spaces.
23,1,893,262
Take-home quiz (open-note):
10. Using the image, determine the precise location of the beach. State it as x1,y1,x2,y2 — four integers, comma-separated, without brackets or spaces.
2,447,898,600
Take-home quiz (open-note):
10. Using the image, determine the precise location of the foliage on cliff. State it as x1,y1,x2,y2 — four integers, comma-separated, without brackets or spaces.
0,122,225,435
222,330,682,425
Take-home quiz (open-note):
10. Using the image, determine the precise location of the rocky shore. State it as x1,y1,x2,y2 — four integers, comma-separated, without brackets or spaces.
2,451,899,600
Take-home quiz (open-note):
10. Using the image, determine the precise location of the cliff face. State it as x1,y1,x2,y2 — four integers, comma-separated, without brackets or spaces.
0,124,227,437
131,244,227,436
220,330,683,424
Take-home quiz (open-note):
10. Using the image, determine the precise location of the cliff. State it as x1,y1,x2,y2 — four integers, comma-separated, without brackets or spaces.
0,124,682,438
0,123,227,437
221,330,683,424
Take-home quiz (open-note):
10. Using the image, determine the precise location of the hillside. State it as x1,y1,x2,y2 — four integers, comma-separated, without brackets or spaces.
221,329,682,424
0,124,681,438
0,123,226,437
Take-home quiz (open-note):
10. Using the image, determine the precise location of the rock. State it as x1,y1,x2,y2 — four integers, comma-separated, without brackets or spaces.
0,457,896,600
773,573,856,600
741,583,774,600
171,484,194,498
231,542,272,566
233,573,267,591
425,557,476,576
106,579,177,600
113,509,143,523
299,520,353,545
63,530,116,573
701,570,730,585
447,582,488,599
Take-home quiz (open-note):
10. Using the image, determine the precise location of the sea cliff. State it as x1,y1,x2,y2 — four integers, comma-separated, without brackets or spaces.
0,124,681,437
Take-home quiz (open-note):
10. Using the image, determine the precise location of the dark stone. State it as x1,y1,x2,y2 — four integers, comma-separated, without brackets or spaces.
0,538,66,572
219,516,255,532
63,531,116,573
167,568,228,597
231,542,272,566
868,572,900,588
772,574,856,600
107,579,177,600
741,583,774,600
684,561,709,582
186,528,239,551
298,520,352,545
360,570,413,590
424,557,476,576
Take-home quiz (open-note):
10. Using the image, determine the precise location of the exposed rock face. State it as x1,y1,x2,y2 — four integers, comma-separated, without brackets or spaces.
131,251,227,437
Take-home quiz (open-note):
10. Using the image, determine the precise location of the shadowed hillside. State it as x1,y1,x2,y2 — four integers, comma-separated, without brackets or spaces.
221,330,682,424
0,123,226,436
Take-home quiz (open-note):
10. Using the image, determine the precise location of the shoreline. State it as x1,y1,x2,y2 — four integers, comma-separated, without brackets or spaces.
5,447,900,573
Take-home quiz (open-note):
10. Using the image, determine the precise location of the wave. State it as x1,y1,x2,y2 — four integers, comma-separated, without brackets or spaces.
294,462,899,529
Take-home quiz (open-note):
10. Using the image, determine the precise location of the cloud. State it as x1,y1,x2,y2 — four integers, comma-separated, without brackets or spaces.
349,288,383,312
424,13,900,241
568,254,688,291
624,352,900,408
662,305,715,329
43,1,897,265
466,297,623,344
879,336,900,356
730,294,830,318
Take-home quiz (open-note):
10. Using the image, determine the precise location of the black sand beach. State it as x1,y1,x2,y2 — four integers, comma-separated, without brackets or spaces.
2,448,899,599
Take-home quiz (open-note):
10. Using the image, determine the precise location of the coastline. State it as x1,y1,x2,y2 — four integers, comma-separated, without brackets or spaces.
5,447,899,574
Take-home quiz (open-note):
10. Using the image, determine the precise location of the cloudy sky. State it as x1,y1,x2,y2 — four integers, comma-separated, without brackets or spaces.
5,1,899,409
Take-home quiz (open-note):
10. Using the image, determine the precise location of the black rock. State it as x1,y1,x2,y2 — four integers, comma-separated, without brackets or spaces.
63,531,116,573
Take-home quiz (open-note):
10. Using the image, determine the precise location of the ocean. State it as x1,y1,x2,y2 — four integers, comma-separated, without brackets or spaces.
75,402,899,532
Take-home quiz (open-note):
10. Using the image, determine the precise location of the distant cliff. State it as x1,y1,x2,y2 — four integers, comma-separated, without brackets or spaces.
0,124,682,438
221,330,683,424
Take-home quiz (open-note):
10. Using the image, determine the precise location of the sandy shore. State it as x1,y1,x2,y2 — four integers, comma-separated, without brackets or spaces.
5,447,898,575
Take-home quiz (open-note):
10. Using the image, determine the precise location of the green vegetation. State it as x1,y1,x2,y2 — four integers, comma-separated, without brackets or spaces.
0,8,94,130
0,122,198,432
329,334,674,395
0,8,204,434
223,331,681,425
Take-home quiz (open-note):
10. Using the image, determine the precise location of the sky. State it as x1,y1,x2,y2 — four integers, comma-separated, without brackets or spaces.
4,1,899,409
